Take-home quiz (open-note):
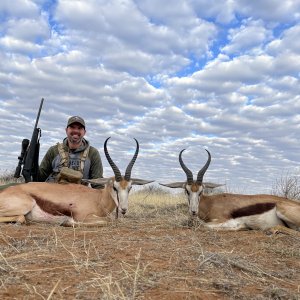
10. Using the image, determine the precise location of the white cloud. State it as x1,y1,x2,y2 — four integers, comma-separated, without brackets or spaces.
53,0,218,75
222,19,273,55
190,0,236,24
5,17,50,42
267,25,300,55
0,0,300,194
0,36,43,54
236,0,300,23
0,0,39,18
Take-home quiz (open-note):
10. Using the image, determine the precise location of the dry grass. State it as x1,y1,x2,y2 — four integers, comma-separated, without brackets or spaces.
0,170,24,186
0,187,299,299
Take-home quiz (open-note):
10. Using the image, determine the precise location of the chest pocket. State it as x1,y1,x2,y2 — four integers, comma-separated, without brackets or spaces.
56,143,90,184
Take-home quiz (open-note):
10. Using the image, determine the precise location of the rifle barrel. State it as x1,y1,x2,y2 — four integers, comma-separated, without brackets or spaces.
34,98,44,129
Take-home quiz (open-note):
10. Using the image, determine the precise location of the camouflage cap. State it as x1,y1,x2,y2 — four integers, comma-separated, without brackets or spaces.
67,116,85,128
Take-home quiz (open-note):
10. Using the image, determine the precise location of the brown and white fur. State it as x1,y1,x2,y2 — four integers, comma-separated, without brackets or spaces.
0,137,152,226
160,149,300,233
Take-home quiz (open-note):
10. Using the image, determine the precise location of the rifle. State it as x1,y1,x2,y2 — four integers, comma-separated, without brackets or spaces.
14,98,44,182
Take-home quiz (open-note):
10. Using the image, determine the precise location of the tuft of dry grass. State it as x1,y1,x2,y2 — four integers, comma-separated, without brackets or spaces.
0,170,24,185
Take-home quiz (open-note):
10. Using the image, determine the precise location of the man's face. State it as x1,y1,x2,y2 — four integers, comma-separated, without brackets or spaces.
66,123,86,145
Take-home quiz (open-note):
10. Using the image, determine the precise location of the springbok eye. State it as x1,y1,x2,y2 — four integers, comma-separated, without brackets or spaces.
113,186,118,192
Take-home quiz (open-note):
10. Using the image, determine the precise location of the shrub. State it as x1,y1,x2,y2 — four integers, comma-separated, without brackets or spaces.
271,170,300,201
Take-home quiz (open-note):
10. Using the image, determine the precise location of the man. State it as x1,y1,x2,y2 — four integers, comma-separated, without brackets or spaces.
38,116,103,188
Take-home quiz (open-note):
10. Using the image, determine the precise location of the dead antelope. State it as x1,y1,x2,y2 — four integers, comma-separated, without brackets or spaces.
0,137,153,226
160,149,300,234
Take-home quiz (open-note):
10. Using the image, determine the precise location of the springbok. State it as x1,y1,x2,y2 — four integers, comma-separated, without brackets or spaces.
0,137,153,226
160,149,300,234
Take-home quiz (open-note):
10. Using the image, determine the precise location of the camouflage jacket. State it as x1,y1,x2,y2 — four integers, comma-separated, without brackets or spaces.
38,138,103,189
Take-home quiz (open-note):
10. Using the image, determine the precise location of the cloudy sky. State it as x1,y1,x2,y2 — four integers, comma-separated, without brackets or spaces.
1,0,300,194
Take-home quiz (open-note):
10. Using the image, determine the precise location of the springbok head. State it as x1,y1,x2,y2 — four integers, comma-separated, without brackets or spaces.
84,137,153,216
160,149,222,216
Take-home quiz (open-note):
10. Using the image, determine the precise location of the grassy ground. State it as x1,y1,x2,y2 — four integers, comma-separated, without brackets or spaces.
0,186,299,299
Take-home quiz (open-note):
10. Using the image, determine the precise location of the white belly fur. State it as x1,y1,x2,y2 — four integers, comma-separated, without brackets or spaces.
25,201,74,225
206,207,283,231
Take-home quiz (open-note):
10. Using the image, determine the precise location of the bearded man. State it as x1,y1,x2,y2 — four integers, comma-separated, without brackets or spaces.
38,116,103,188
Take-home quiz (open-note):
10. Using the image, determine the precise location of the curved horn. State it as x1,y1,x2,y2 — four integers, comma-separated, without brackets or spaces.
179,149,193,184
124,138,139,181
104,137,122,182
196,149,211,184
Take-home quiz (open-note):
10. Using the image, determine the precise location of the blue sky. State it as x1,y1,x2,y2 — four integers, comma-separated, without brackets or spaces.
1,0,300,193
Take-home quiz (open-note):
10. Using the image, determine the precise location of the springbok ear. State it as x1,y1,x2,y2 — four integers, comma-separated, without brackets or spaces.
159,182,185,189
203,182,224,189
131,178,154,185
81,178,111,185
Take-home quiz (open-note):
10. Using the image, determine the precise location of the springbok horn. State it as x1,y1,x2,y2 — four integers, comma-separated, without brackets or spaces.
124,138,139,181
179,149,193,184
104,137,122,182
196,149,211,184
